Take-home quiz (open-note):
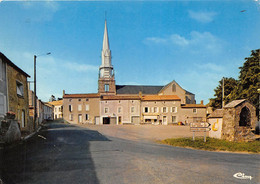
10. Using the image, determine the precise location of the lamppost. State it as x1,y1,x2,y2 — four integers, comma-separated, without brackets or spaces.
34,52,51,130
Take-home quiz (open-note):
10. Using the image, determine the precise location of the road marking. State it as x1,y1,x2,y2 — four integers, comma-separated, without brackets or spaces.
233,172,253,180
38,135,47,140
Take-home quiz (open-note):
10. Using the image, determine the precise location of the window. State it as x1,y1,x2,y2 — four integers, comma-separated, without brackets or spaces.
172,84,176,92
104,107,109,113
119,101,121,104
144,107,149,113
118,107,122,113
172,107,177,113
78,99,81,101
172,116,177,123
193,109,197,113
59,107,61,112
118,116,122,124
69,99,72,102
69,114,73,121
154,107,158,113
105,84,109,92
162,107,167,113
16,81,24,97
78,104,82,111
86,114,89,120
86,104,89,111
69,105,73,112
86,98,89,101
131,107,135,113
55,107,57,112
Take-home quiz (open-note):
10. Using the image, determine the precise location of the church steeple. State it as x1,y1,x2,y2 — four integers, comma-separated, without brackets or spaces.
99,20,114,78
98,20,116,95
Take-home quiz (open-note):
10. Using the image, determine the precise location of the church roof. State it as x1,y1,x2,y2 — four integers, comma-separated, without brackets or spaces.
142,95,181,101
116,85,164,95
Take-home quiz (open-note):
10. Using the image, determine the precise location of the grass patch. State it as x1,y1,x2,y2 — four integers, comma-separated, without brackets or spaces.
162,137,260,153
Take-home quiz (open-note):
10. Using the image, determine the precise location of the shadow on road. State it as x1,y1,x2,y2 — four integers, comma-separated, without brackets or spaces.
2,121,109,184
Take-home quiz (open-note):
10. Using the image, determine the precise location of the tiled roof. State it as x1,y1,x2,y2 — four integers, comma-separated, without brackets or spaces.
208,109,224,118
0,52,30,77
102,95,141,100
48,100,63,106
224,99,247,108
116,85,164,95
141,95,181,101
181,104,206,108
63,93,100,98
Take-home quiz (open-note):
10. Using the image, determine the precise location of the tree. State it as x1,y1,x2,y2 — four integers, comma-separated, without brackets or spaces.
231,49,260,117
209,49,260,118
209,77,238,110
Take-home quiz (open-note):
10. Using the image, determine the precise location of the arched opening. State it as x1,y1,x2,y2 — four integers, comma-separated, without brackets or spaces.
239,106,251,127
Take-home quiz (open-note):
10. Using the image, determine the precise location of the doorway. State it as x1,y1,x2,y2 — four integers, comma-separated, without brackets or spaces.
103,117,110,124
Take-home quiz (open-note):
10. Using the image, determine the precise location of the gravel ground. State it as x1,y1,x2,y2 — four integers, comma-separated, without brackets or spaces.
78,124,209,142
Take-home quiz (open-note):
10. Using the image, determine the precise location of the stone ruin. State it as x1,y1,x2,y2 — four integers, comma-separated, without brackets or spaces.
209,99,257,142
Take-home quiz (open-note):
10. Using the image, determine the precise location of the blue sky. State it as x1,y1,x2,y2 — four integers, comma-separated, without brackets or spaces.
0,0,259,104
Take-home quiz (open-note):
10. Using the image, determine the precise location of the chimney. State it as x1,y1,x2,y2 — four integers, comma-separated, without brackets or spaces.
201,100,204,105
63,90,65,97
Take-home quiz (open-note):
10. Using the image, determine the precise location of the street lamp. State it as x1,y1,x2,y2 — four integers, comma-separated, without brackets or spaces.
34,52,51,130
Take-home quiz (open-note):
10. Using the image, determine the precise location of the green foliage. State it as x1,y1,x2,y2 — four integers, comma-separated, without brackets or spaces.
209,77,238,110
210,49,260,115
163,137,260,153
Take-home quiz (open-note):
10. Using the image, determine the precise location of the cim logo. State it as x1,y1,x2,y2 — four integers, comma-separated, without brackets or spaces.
233,172,253,180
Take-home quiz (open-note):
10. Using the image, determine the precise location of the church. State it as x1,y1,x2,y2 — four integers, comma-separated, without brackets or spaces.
63,21,206,125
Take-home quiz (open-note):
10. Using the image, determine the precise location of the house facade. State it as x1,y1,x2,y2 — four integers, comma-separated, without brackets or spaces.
0,52,30,131
48,100,63,119
63,21,207,125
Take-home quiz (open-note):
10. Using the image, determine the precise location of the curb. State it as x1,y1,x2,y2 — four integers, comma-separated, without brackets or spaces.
22,126,42,141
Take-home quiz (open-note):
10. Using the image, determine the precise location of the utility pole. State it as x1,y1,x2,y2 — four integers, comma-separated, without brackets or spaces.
222,77,225,108
34,55,37,131
33,53,51,131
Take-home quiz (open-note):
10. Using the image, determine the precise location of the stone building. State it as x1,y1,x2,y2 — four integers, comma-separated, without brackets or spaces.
63,20,207,125
48,100,63,119
0,52,30,131
208,99,257,141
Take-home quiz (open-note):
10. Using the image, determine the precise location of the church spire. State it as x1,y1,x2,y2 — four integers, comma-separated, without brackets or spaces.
102,20,110,52
98,20,116,95
99,20,113,78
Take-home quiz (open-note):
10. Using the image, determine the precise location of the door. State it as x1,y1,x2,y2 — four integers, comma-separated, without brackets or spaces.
103,117,110,124
163,116,167,125
78,114,82,123
95,117,100,125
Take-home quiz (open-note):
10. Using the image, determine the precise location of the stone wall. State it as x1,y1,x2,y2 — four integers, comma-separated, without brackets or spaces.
7,64,30,132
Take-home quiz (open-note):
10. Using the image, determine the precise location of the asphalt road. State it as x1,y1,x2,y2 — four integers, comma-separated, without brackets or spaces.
1,122,259,184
